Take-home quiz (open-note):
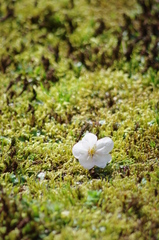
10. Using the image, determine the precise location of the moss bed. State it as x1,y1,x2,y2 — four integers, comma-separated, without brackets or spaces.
0,0,159,239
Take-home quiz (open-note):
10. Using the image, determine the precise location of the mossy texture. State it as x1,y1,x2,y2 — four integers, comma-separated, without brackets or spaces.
0,0,159,239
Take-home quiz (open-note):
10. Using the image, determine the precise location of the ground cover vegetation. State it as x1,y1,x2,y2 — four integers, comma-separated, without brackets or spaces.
0,0,159,239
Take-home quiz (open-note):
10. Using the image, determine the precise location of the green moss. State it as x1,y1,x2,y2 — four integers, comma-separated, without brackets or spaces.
0,0,159,239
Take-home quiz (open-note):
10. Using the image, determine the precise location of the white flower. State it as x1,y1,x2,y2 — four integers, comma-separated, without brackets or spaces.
72,133,114,170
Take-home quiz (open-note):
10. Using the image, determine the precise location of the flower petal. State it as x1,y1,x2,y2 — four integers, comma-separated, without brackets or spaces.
72,141,88,159
82,133,97,149
96,137,114,154
78,155,95,170
93,154,112,168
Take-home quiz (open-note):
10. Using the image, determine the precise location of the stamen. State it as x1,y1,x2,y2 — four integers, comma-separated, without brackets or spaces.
88,146,96,157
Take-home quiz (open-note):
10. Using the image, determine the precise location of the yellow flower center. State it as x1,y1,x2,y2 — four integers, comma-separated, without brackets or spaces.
88,146,96,157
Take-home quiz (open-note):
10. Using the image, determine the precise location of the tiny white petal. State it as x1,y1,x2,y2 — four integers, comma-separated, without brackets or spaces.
72,141,88,158
61,211,70,217
96,137,114,154
82,133,97,149
99,120,106,125
37,172,46,180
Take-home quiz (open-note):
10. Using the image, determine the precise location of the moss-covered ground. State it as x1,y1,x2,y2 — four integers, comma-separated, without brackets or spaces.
0,0,159,239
